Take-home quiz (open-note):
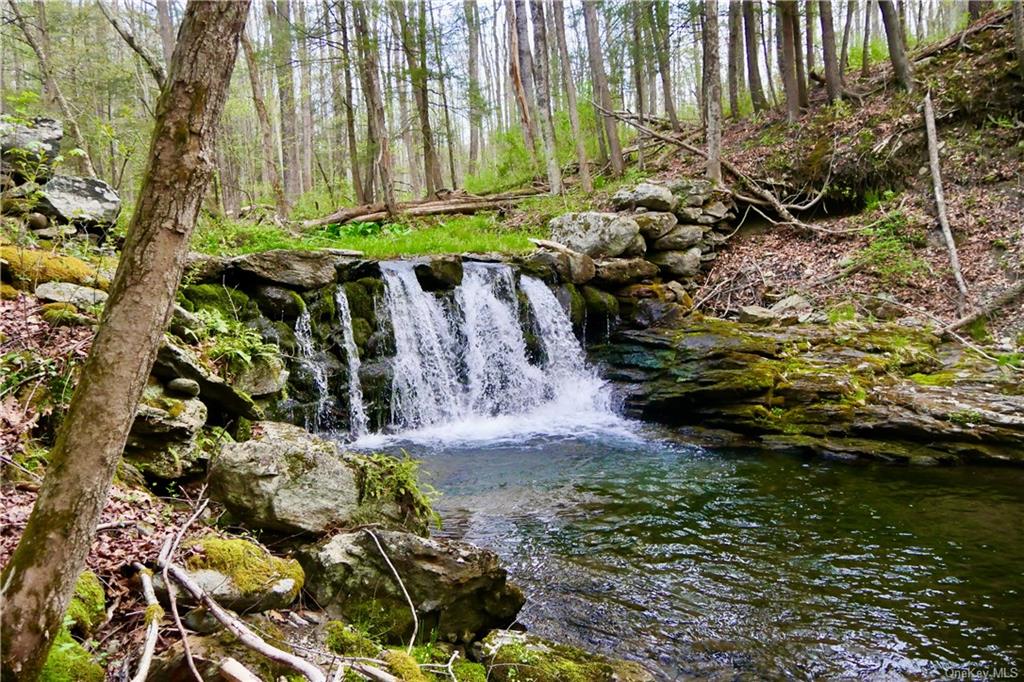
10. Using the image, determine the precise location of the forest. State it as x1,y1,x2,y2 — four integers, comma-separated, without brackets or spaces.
1,1,1023,681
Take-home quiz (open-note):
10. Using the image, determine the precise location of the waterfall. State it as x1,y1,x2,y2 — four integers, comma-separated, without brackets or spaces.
335,287,369,437
294,306,331,431
370,261,614,442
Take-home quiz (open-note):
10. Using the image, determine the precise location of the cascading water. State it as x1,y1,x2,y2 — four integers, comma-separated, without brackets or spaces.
335,287,369,437
294,306,331,431
362,261,622,445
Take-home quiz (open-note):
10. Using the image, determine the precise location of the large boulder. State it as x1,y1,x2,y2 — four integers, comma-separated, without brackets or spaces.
209,421,405,535
0,117,62,181
611,182,678,212
632,211,678,240
548,212,640,258
230,249,357,290
152,339,262,419
36,174,121,228
593,258,659,286
648,247,703,278
473,631,656,682
522,247,596,285
668,178,714,207
299,529,525,645
34,281,107,311
414,255,463,291
651,225,705,251
123,379,208,479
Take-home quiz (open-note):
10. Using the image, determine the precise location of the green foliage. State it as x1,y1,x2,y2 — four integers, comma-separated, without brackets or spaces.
357,452,441,530
464,127,538,195
963,317,991,343
324,621,381,658
826,302,858,324
39,628,104,682
854,211,930,286
995,352,1023,370
863,188,897,212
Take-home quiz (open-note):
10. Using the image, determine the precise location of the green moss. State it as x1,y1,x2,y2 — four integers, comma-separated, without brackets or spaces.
144,602,165,625
355,453,441,532
41,302,91,326
344,597,416,642
480,632,651,682
383,649,430,682
65,570,106,636
827,302,857,324
39,628,104,682
1,282,20,299
908,371,956,387
0,245,108,290
182,283,257,320
185,537,304,601
964,317,991,343
452,660,488,682
325,621,380,658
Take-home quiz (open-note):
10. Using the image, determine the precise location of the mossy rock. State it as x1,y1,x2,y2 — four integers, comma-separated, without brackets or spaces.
555,283,586,330
1,282,20,299
325,621,381,658
39,628,104,682
41,301,91,326
343,280,378,326
181,283,258,320
476,631,654,682
351,316,374,350
65,570,106,636
183,536,304,612
0,245,108,290
383,649,430,681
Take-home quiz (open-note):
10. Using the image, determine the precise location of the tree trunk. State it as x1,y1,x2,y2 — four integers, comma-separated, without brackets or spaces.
7,0,97,178
155,0,176,65
862,0,873,77
266,0,300,201
819,0,842,102
879,0,913,90
353,1,397,214
840,0,856,78
761,0,779,104
0,3,249,680
465,0,482,176
649,0,681,130
529,0,562,194
337,1,366,204
296,1,314,195
325,0,348,192
790,3,810,107
742,0,768,111
513,0,541,156
727,1,743,117
242,31,288,218
429,0,459,188
505,0,537,157
779,0,802,122
806,0,816,79
553,0,592,192
583,0,623,176
704,0,722,184
1013,0,1024,80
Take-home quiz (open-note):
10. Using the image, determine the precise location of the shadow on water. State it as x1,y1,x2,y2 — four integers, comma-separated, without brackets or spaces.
363,425,1024,681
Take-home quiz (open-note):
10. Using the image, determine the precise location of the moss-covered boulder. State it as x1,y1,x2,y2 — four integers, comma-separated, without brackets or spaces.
38,628,104,682
180,282,258,320
473,631,655,682
414,255,464,291
40,301,91,327
152,338,261,420
65,570,106,636
554,283,586,330
0,245,108,290
123,378,207,479
324,621,381,658
232,352,288,398
299,529,525,646
168,536,303,612
581,285,619,336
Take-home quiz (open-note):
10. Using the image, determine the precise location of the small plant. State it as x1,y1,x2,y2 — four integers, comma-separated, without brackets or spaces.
357,452,441,530
188,308,277,378
827,302,858,324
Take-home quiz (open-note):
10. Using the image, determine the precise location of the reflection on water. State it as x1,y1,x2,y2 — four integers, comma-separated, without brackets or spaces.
360,426,1024,680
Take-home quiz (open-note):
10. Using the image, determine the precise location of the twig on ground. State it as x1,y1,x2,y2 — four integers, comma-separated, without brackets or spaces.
942,280,1024,336
364,528,419,654
129,557,164,682
161,492,210,682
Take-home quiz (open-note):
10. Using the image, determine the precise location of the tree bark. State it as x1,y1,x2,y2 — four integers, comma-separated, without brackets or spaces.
779,1,802,122
7,0,98,178
742,0,768,112
862,0,873,78
648,0,681,130
553,0,592,192
704,0,722,184
727,1,743,117
840,0,856,78
1013,0,1024,80
465,0,483,176
0,3,250,680
296,1,314,194
529,0,562,194
353,1,397,215
429,0,459,188
790,3,810,107
879,0,914,90
806,0,816,79
513,0,541,155
337,1,366,204
241,30,288,218
266,0,300,201
583,0,623,176
819,0,842,102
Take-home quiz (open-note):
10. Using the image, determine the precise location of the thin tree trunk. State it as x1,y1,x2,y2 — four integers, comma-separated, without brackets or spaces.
649,0,681,130
241,31,288,218
530,0,561,194
840,0,856,78
583,0,623,176
505,0,537,156
742,0,768,111
325,0,348,192
7,0,97,178
1013,0,1024,80
727,1,742,117
513,0,541,155
297,1,314,194
780,0,802,122
862,0,873,77
266,0,300,201
790,3,810,107
705,0,722,183
819,0,842,102
429,0,459,188
879,0,913,90
553,0,592,192
353,1,397,214
0,3,249,680
806,0,816,78
923,91,969,313
338,1,366,204
759,1,779,104
155,0,176,65
465,0,482,176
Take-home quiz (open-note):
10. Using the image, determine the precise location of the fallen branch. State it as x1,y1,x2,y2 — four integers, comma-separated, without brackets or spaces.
129,562,163,682
910,9,1011,62
219,658,263,682
942,280,1024,335
364,529,418,654
923,91,970,315
161,494,210,682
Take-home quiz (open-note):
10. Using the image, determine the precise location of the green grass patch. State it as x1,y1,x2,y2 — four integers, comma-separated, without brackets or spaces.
191,213,543,259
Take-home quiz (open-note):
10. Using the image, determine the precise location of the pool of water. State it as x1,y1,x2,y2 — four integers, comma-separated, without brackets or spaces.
364,424,1024,680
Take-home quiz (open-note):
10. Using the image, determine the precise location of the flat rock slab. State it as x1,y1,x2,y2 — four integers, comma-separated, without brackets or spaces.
34,281,107,310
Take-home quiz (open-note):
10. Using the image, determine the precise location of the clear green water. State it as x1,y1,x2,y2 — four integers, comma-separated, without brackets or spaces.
397,428,1024,680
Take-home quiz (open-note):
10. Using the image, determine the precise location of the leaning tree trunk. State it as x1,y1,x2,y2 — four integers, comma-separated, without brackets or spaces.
553,0,592,192
819,0,842,102
879,0,913,90
583,0,624,176
742,0,768,112
0,3,250,680
704,0,723,183
465,0,482,176
840,0,856,78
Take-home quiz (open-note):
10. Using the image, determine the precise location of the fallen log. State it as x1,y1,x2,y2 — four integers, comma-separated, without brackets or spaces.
942,280,1024,335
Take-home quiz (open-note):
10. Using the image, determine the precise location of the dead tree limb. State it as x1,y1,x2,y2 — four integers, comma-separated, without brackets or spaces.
943,280,1024,335
160,495,209,682
923,91,970,315
219,658,263,682
129,562,163,682
97,0,166,87
364,529,418,654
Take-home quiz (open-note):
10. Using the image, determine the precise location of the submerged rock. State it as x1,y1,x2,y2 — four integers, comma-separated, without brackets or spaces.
548,212,640,258
299,529,525,645
473,630,655,682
